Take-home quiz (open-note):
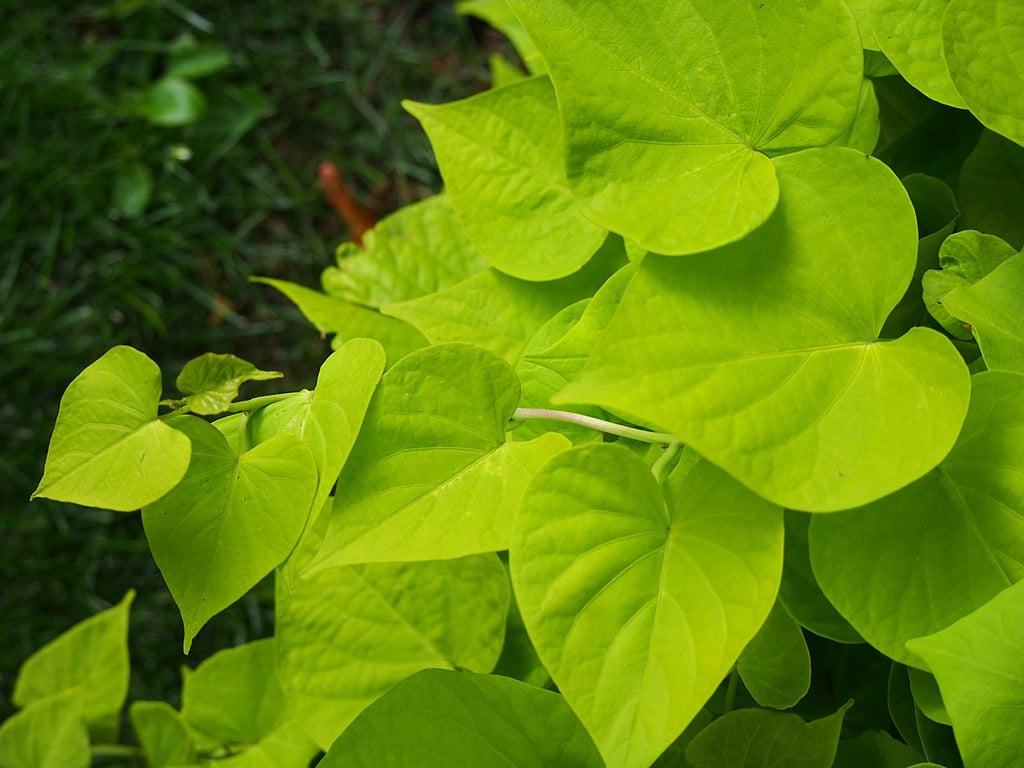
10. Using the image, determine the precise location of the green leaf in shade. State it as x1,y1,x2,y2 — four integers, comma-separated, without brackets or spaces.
0,691,90,768
915,707,963,768
778,512,863,644
889,664,926,755
685,704,851,768
166,42,231,79
134,76,206,126
809,371,1024,666
129,701,194,768
870,0,966,108
560,148,969,512
141,417,317,651
322,194,488,308
833,730,926,768
385,238,625,363
956,131,1024,248
247,339,386,531
907,581,1024,768
943,0,1024,146
492,586,551,689
922,231,1017,340
112,160,153,218
908,668,952,726
511,444,783,768
174,352,282,415
253,277,426,365
457,0,545,74
181,639,318,768
32,346,192,511
943,251,1024,374
320,669,603,768
13,591,133,738
737,602,812,710
275,554,509,751
306,344,568,570
406,77,606,281
505,0,862,255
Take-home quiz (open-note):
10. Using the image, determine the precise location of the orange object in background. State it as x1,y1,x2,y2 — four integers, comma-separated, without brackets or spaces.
318,161,378,247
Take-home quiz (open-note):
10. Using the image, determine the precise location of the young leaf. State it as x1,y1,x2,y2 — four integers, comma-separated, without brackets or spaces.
505,0,862,254
922,230,1017,340
0,691,90,768
736,601,812,710
684,704,851,768
174,352,282,415
13,591,133,737
134,76,206,126
942,251,1024,374
275,554,509,750
561,147,970,512
870,0,966,108
943,0,1024,146
906,581,1024,768
306,343,568,570
129,701,194,768
956,131,1024,248
810,371,1024,666
320,669,603,768
511,444,783,768
406,76,606,280
33,346,192,511
141,417,317,651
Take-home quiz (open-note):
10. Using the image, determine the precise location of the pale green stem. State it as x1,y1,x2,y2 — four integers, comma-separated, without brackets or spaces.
224,392,299,413
651,439,682,483
512,407,678,445
90,744,143,760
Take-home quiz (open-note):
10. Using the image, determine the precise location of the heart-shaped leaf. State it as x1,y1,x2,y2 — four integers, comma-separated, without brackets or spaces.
511,444,783,768
142,417,317,651
561,147,970,511
505,0,863,254
33,346,191,511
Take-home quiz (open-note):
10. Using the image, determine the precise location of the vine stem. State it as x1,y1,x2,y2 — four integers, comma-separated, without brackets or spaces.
224,392,301,413
512,407,678,445
90,744,143,760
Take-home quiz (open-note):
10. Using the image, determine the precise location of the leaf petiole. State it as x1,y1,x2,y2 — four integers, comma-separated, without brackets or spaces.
512,407,678,445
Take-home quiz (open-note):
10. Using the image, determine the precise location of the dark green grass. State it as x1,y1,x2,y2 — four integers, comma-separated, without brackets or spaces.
1,0,506,722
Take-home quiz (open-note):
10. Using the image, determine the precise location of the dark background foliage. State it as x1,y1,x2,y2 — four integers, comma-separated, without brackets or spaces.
0,0,507,719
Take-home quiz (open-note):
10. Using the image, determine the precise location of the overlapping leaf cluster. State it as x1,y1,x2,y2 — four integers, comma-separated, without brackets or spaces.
8,1,1024,767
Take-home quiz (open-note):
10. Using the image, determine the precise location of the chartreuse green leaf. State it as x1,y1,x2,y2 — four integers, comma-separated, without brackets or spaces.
778,512,862,643
322,194,488,308
406,77,606,281
141,417,317,652
306,344,568,570
505,0,862,254
908,668,952,725
957,131,1024,248
943,0,1024,146
33,346,191,511
561,148,969,512
181,639,317,768
685,704,850,768
511,444,783,768
247,339,385,527
870,0,966,108
736,601,811,710
253,277,426,365
922,231,1017,340
0,690,90,768
832,730,926,768
943,252,1024,374
13,591,132,739
276,553,508,751
129,701,194,768
385,237,624,363
173,353,282,415
320,669,602,767
907,581,1024,768
810,371,1024,666
457,0,545,74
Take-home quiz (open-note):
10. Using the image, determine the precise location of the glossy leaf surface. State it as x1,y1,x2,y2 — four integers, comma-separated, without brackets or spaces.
562,148,969,511
33,346,191,511
511,445,783,768
321,669,603,767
